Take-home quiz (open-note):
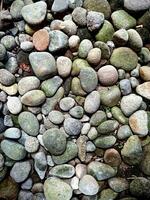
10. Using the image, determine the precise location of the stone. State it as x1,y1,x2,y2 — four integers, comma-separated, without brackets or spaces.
110,47,138,71
72,7,87,26
59,97,75,111
69,0,83,9
87,11,104,32
78,39,93,58
124,0,150,11
34,152,47,180
42,128,66,155
72,58,90,76
1,140,26,161
129,110,148,137
99,85,121,107
49,164,75,178
96,20,115,43
0,44,7,61
98,65,118,86
20,41,34,52
136,82,150,100
21,178,32,190
108,177,129,193
1,35,16,50
120,94,142,116
87,48,101,65
51,0,69,12
0,69,15,86
18,76,40,95
88,161,116,181
49,30,68,53
90,111,106,126
44,177,72,200
21,90,46,106
76,135,87,162
119,79,132,95
0,83,18,95
64,118,83,136
140,66,150,81
10,161,31,183
48,110,64,124
57,56,72,77
41,76,63,97
127,29,143,51
21,2,47,25
113,29,129,46
69,106,84,119
84,91,100,114
94,136,117,148
83,0,111,19
52,141,78,164
33,29,50,51
111,106,128,125
29,52,56,80
10,0,24,20
71,176,79,190
99,189,118,200
79,175,99,195
25,136,39,153
97,120,119,134
121,135,143,165
117,125,133,140
7,96,22,114
60,20,77,36
80,67,98,93
4,127,21,139
18,190,33,200
18,111,39,136
111,10,136,29
104,148,121,167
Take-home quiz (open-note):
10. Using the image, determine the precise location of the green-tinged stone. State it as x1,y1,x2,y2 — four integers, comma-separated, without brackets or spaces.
71,77,87,96
94,41,111,59
111,10,136,29
97,120,119,134
111,106,128,125
98,188,118,200
49,164,75,178
96,20,115,43
1,140,26,161
94,136,117,148
71,58,90,76
110,47,138,71
18,111,39,136
90,111,107,127
52,141,78,164
127,29,143,51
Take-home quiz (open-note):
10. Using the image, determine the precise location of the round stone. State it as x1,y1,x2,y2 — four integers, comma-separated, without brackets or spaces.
51,0,69,12
84,91,100,114
0,117,7,133
124,0,150,11
108,177,129,193
1,140,26,161
18,111,39,136
113,29,128,46
59,97,75,111
87,11,104,32
10,161,31,183
98,65,118,86
140,66,150,81
79,175,99,195
48,110,64,124
44,177,72,200
25,136,39,153
127,29,143,51
104,148,121,167
21,90,46,106
110,47,138,71
97,120,119,134
1,35,16,50
60,20,77,36
29,52,56,80
57,56,72,77
69,35,80,50
49,164,75,178
69,106,84,119
7,96,22,114
4,128,21,139
42,128,66,155
21,1,47,25
20,41,34,52
87,48,101,65
129,110,148,137
78,39,93,58
0,69,15,86
117,125,133,140
33,29,50,51
80,67,98,93
18,76,40,95
90,111,106,127
64,118,83,136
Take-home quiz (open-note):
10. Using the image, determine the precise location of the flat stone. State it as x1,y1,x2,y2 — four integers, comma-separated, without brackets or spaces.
99,188,118,200
120,94,143,116
42,128,66,155
18,76,40,95
7,96,22,114
10,161,31,183
88,161,116,181
44,177,72,200
0,69,15,86
4,127,21,139
21,2,47,25
84,91,100,114
49,164,75,178
136,82,150,100
29,52,56,80
94,136,117,148
1,139,26,161
21,90,46,106
79,175,99,195
33,29,50,51
64,118,83,136
129,110,148,137
18,111,39,136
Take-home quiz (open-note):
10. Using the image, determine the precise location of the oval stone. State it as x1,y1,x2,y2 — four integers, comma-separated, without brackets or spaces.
84,91,100,114
33,29,49,51
49,164,75,178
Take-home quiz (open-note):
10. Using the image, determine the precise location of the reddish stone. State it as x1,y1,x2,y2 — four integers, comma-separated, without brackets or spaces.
104,148,121,167
33,29,49,51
